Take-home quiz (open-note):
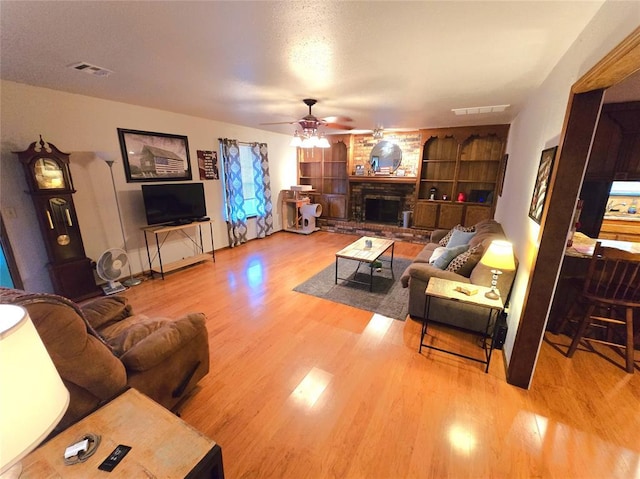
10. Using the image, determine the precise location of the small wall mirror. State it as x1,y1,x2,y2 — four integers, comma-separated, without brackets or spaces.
370,141,402,173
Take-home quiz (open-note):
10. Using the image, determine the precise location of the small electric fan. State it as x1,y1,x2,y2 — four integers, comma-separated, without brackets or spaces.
96,248,129,295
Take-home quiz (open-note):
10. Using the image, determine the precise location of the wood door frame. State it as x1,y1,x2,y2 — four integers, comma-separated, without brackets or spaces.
507,27,640,388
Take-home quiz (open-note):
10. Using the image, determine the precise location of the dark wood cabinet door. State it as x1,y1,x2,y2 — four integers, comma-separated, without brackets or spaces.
324,194,346,219
464,205,492,226
413,202,438,228
438,203,464,229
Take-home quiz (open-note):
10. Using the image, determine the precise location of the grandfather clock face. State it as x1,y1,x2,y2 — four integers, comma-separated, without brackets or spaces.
33,157,66,190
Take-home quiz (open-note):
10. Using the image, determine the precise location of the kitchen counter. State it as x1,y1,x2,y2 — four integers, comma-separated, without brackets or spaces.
599,216,640,242
603,212,640,222
567,231,640,258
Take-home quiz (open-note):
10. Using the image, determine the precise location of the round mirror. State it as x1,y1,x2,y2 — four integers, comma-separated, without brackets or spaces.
370,141,402,173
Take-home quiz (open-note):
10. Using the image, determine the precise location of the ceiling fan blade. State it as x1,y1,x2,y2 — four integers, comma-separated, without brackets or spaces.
322,115,353,123
259,120,297,125
323,122,355,130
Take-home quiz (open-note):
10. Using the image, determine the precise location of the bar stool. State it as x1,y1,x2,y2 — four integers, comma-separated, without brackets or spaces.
566,242,640,373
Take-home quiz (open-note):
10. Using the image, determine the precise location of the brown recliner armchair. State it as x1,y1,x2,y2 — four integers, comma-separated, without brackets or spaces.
0,287,209,431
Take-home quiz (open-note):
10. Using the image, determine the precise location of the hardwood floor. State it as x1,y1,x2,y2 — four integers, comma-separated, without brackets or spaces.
122,231,640,479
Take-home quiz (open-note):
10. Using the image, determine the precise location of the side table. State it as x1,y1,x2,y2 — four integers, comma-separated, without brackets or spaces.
142,220,215,279
420,277,504,373
21,388,224,478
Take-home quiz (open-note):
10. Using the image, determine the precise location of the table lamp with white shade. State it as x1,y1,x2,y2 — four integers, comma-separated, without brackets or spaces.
479,240,516,300
0,304,69,478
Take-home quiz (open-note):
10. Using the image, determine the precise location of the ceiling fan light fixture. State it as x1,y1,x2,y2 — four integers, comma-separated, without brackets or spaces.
317,135,330,148
292,127,330,148
287,98,350,148
300,137,315,148
290,131,303,147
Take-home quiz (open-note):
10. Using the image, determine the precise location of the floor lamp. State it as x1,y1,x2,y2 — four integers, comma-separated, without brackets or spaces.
104,159,141,287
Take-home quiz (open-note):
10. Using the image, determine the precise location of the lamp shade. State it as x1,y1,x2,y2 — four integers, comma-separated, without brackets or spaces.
0,304,69,474
479,240,516,271
290,134,303,147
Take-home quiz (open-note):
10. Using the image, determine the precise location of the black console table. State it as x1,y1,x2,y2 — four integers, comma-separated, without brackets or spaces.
141,220,215,279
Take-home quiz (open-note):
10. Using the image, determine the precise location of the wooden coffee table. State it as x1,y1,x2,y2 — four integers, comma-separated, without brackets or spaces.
335,236,395,291
20,388,224,478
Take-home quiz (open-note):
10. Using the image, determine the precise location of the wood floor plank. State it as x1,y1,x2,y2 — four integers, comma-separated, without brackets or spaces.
120,231,640,479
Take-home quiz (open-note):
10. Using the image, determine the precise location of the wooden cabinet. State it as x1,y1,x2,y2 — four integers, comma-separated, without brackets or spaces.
414,202,438,228
297,139,348,219
464,204,493,226
599,218,640,242
438,203,465,229
414,125,509,229
418,135,458,200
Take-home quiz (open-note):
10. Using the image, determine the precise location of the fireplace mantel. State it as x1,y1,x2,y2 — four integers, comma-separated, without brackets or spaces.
348,176,417,184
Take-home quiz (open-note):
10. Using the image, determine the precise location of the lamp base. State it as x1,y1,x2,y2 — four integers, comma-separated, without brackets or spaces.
484,289,500,300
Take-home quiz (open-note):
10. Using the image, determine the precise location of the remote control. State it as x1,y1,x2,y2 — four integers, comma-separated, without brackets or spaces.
97,444,131,472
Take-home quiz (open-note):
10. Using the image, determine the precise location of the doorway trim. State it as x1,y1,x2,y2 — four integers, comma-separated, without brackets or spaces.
507,27,640,388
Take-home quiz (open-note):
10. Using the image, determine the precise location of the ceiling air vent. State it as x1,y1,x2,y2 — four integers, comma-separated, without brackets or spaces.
67,62,113,77
452,104,510,115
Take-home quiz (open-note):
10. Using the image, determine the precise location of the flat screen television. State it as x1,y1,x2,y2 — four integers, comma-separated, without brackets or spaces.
141,183,207,225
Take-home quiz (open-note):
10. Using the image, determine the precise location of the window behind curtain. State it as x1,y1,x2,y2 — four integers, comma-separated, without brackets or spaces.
238,144,257,217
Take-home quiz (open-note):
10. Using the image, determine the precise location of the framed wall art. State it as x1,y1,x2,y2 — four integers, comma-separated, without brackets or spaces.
528,146,557,224
117,128,192,182
197,150,219,180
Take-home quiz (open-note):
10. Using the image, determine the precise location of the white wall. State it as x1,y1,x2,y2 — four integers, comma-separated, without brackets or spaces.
494,1,639,370
0,81,297,292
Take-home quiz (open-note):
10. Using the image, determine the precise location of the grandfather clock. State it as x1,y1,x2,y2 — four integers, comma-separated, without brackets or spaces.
15,136,99,301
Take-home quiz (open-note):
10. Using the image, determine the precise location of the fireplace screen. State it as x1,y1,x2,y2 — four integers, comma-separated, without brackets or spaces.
364,197,400,223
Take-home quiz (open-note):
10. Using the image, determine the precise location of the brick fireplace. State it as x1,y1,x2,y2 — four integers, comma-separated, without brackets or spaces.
350,180,416,224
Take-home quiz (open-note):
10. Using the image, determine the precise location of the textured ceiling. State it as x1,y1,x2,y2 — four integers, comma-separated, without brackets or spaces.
1,1,608,135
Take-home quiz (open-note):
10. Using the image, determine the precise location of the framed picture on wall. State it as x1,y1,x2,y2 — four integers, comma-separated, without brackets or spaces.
117,128,192,182
528,146,558,224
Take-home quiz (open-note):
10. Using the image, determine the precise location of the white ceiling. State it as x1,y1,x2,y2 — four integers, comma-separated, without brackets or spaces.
1,1,608,135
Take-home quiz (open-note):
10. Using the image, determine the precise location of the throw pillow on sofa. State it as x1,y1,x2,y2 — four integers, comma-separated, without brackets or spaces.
433,244,469,269
438,224,476,247
428,246,448,265
445,228,477,248
446,243,485,277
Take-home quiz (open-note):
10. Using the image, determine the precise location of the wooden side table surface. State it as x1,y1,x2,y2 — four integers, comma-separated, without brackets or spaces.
21,388,222,478
421,277,504,373
426,277,504,310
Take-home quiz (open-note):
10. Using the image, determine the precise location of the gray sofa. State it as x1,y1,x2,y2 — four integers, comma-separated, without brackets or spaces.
400,219,517,332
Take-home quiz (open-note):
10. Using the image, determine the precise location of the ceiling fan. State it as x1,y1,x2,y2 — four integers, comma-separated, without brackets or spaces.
261,99,354,131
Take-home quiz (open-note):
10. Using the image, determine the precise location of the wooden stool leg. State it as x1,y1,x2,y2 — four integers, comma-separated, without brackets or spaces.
567,304,595,358
557,301,579,336
625,307,635,373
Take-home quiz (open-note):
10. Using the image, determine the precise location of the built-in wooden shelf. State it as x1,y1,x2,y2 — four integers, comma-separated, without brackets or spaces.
348,176,417,184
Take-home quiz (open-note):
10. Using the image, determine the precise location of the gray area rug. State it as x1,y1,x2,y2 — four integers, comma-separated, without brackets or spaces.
293,255,411,321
